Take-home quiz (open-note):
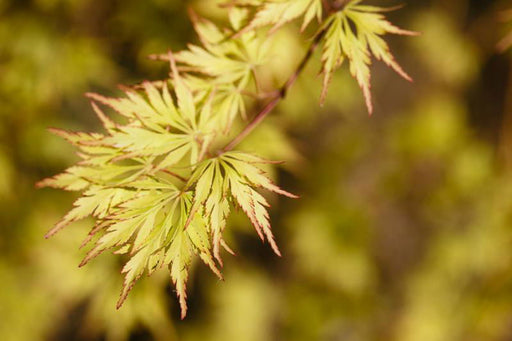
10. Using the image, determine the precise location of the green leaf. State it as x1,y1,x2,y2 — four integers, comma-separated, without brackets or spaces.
152,15,265,131
165,227,192,319
189,152,297,258
245,0,323,32
320,3,417,114
45,186,136,238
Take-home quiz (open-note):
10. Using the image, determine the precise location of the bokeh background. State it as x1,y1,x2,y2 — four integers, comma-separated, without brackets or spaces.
1,0,512,340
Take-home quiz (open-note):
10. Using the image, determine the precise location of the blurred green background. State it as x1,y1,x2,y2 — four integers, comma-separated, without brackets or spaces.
1,0,512,340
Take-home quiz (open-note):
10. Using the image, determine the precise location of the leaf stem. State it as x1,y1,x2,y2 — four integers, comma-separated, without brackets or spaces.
222,28,327,152
160,169,188,182
322,0,352,14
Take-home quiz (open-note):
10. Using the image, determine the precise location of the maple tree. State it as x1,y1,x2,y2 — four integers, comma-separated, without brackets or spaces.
38,0,416,318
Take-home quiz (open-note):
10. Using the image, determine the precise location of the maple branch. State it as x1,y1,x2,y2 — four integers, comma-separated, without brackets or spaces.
222,28,327,152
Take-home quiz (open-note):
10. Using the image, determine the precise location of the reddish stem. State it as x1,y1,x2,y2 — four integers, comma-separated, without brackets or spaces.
222,28,327,152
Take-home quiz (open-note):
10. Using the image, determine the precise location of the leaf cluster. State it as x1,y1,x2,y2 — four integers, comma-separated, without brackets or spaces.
39,0,415,318
39,49,294,317
234,0,417,113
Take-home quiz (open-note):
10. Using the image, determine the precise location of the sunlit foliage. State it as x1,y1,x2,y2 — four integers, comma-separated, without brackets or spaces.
39,0,415,317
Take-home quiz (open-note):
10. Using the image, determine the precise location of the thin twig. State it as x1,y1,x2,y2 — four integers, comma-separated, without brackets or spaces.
332,0,352,11
160,169,188,182
321,0,333,13
222,28,327,152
